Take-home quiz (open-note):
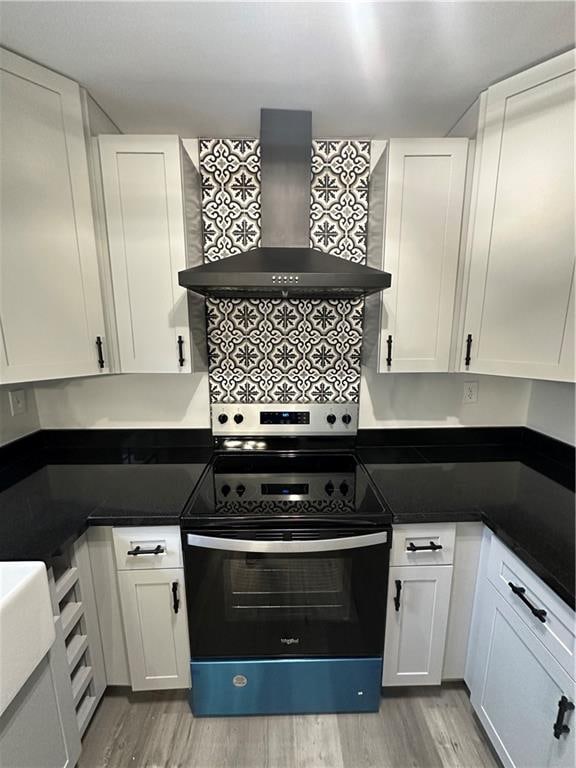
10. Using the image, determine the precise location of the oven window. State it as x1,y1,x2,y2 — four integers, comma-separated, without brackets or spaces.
185,542,390,659
225,556,355,622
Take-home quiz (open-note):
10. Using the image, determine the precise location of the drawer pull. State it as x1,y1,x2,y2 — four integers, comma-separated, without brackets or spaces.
172,581,180,614
508,581,547,623
393,579,402,612
127,545,165,556
554,695,574,739
407,541,443,552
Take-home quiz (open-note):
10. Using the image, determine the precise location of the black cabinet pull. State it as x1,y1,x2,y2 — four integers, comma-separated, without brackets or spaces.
393,579,402,612
95,336,105,369
464,334,472,367
127,545,165,556
508,582,547,623
177,335,185,367
386,334,393,367
407,541,443,552
172,581,180,614
554,695,574,739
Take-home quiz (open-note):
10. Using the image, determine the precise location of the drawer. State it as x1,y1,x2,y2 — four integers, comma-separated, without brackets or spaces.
113,526,182,570
390,523,455,567
487,534,575,679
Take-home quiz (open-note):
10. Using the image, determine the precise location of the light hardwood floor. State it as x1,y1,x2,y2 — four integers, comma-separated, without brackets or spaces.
79,684,499,768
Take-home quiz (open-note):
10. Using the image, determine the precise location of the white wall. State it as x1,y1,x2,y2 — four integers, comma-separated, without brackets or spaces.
526,380,575,445
360,369,531,428
0,386,41,445
34,373,210,430
33,370,532,431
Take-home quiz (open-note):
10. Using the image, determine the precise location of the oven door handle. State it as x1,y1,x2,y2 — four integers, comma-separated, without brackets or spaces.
185,530,388,553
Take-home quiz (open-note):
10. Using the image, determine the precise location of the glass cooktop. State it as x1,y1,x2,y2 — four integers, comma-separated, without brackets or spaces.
181,452,392,526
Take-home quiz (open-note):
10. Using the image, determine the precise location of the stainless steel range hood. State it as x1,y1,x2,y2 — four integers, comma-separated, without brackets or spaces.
179,109,391,299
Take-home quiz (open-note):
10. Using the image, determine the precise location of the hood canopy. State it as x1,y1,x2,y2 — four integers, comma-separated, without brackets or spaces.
178,247,391,298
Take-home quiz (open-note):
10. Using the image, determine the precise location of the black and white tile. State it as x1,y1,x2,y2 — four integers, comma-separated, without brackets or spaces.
200,138,260,262
310,140,370,264
200,138,369,405
206,297,364,404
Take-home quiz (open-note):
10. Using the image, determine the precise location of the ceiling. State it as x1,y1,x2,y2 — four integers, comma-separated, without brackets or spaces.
0,1,573,137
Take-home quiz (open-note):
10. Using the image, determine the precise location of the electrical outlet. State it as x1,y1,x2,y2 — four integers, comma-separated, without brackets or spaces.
8,389,27,416
462,381,478,404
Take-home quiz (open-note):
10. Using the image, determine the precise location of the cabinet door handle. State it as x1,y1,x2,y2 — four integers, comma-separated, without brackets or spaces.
464,334,472,367
386,335,393,367
554,695,574,739
407,541,443,552
393,579,402,612
177,335,185,367
508,582,547,623
171,581,180,614
127,545,165,556
95,336,105,369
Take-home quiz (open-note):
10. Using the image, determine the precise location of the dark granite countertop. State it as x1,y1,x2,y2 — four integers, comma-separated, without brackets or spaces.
0,427,573,609
0,461,208,562
358,443,575,609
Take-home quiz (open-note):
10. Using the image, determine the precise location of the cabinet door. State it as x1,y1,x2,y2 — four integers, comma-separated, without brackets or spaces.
118,569,190,691
471,583,575,768
382,564,453,686
99,136,193,373
0,48,108,384
0,655,72,768
462,50,575,381
378,139,468,372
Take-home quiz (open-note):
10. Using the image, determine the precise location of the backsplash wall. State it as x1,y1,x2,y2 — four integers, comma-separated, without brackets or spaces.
199,138,370,404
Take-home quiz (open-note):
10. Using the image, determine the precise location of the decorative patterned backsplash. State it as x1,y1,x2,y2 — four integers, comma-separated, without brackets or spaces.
199,138,370,405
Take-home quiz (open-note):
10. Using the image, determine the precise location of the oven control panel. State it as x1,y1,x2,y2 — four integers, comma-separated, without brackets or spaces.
212,403,358,436
214,473,355,502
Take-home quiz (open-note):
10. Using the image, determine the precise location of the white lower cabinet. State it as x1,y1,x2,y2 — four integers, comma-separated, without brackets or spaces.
383,564,453,686
467,530,576,768
473,586,575,768
112,527,190,692
118,569,190,691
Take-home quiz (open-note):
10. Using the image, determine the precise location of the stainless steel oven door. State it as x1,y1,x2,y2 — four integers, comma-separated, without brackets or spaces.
183,528,390,660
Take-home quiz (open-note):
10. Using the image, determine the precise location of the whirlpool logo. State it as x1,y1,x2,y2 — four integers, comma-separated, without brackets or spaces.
280,637,300,645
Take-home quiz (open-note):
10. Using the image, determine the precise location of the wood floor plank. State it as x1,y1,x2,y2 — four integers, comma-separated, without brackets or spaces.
79,684,499,768
291,714,344,768
419,686,499,768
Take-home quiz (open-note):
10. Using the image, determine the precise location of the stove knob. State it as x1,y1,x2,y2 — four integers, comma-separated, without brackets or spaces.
221,484,231,497
339,481,349,495
234,413,244,424
325,482,335,496
326,414,336,425
342,414,352,425
218,414,228,424
236,484,246,497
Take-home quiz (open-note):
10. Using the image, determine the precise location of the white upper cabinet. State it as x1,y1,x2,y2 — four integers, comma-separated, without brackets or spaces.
99,136,204,374
370,139,468,372
0,48,108,384
461,50,575,381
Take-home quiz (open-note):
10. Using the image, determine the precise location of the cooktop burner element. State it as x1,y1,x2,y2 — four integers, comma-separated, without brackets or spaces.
182,452,391,526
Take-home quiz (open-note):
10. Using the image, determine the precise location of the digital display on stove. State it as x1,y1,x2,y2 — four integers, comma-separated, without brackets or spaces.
261,483,309,495
260,411,310,425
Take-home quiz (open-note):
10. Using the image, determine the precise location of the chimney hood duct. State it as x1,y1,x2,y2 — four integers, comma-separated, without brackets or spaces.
178,109,391,299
